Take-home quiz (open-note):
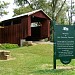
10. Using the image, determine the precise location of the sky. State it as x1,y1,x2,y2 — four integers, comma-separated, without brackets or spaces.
0,0,15,21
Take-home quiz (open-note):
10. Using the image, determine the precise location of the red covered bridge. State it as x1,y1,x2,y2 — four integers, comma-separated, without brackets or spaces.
0,9,51,45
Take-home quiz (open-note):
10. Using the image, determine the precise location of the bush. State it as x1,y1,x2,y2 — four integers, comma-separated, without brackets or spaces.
0,43,19,49
22,41,33,46
44,38,48,42
50,33,53,42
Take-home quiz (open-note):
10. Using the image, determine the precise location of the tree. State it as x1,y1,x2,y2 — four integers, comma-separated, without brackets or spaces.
14,0,49,16
13,6,32,16
14,0,68,24
0,1,9,17
14,0,33,9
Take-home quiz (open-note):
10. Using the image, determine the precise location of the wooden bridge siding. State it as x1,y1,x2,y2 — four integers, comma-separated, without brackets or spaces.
0,17,31,45
41,19,50,38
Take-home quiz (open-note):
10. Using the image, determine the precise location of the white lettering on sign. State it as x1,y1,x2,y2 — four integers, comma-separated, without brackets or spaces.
63,27,69,31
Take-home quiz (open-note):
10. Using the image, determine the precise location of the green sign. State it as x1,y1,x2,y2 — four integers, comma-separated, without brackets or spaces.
54,25,75,69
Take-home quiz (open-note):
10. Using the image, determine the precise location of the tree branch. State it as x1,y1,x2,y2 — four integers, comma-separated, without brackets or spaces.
51,0,59,20
55,0,66,19
26,0,34,10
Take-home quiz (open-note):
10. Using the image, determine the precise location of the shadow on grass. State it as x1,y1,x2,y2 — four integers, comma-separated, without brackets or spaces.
31,69,66,74
30,65,75,74
31,66,75,75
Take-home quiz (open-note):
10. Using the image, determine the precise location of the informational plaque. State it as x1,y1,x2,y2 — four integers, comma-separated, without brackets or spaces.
54,25,75,65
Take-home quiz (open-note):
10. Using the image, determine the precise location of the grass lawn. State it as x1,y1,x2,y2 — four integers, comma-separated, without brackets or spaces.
0,44,75,75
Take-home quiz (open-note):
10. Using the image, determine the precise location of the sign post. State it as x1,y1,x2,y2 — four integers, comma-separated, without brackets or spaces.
53,25,75,69
53,43,56,69
53,21,56,69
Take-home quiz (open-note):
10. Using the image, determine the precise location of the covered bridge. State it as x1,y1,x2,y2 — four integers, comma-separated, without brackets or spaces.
0,9,51,45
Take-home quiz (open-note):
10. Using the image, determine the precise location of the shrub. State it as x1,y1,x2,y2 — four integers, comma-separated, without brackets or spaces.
22,41,33,46
0,43,19,49
50,33,53,42
44,38,48,42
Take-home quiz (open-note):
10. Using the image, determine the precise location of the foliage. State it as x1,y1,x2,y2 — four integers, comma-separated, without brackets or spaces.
44,38,48,42
30,0,47,10
13,0,48,16
0,43,19,49
14,0,29,6
0,1,9,16
50,33,53,42
14,0,69,24
13,6,32,16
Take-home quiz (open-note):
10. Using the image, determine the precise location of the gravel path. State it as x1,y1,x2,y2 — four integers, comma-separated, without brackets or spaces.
32,41,53,44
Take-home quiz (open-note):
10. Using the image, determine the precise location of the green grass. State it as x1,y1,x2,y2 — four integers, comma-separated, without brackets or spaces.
0,44,75,75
